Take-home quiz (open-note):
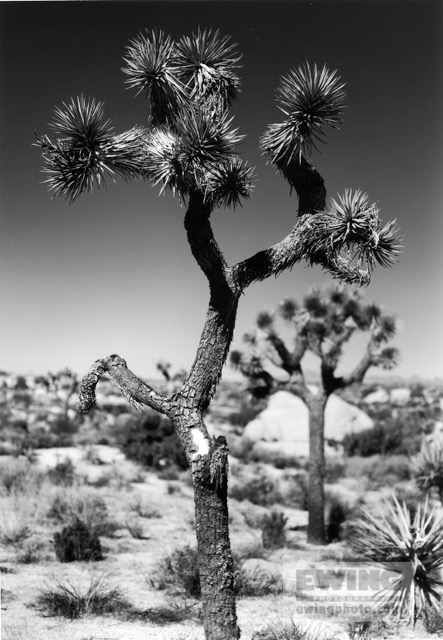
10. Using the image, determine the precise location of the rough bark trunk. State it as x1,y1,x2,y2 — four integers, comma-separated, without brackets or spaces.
171,281,240,638
172,408,240,640
193,434,239,639
307,394,328,545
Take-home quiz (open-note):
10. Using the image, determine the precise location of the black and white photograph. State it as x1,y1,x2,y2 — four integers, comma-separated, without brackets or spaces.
1,1,442,638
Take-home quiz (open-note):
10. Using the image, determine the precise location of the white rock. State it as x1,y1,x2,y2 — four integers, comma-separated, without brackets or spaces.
243,391,373,453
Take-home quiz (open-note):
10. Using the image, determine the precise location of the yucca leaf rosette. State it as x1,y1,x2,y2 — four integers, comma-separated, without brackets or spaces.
142,104,250,204
177,28,242,112
298,188,402,281
350,496,443,624
261,62,346,166
35,96,145,202
122,29,186,126
204,157,255,209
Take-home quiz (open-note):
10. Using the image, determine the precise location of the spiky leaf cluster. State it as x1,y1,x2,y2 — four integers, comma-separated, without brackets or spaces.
376,346,400,369
35,96,145,202
122,29,186,126
260,63,346,165
177,28,242,112
350,496,443,624
298,189,402,276
203,157,255,209
123,28,241,124
413,442,443,503
141,105,251,203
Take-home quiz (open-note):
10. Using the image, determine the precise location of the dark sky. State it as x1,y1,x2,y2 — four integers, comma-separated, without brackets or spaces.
1,0,442,380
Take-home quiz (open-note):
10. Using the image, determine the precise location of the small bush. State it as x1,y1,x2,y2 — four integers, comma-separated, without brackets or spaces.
261,511,287,549
36,575,128,619
344,455,412,488
47,491,117,536
47,458,77,486
0,459,44,494
125,519,146,539
325,492,356,543
230,475,282,507
129,497,161,519
234,564,282,597
150,546,201,598
252,618,338,639
53,518,103,562
114,410,188,470
16,541,42,564
285,471,309,509
325,458,346,483
0,516,31,545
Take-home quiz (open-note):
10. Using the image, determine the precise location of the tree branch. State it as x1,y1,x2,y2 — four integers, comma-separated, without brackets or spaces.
231,206,371,291
76,354,171,415
184,190,231,293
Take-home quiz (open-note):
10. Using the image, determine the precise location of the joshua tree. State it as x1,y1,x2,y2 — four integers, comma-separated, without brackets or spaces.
231,286,399,544
35,28,401,640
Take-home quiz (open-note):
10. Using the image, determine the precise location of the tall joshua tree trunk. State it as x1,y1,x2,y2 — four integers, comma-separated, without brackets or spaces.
307,393,328,544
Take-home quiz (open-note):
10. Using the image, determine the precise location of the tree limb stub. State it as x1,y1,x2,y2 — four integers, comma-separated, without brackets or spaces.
76,354,170,415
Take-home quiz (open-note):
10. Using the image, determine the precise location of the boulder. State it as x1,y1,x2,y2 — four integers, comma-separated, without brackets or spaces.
242,391,373,459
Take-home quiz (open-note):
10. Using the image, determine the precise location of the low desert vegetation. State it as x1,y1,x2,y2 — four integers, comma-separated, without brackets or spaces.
35,575,129,619
1,369,443,639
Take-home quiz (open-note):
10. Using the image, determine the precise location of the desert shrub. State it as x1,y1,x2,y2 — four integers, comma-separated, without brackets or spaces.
47,490,117,536
0,518,31,545
325,458,346,483
234,563,282,597
53,518,104,562
230,475,282,507
344,407,437,458
261,511,287,549
150,546,201,598
234,543,268,562
252,618,338,640
35,575,128,619
15,541,43,564
129,496,161,519
48,414,79,447
349,496,443,624
115,410,188,470
284,471,309,509
344,454,412,488
125,518,146,539
325,492,356,543
47,458,77,486
0,459,44,494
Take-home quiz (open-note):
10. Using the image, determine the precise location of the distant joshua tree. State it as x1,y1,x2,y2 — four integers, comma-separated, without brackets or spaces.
231,286,399,544
35,28,401,640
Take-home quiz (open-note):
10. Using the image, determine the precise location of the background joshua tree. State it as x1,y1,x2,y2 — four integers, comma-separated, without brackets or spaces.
35,28,401,640
231,286,400,544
